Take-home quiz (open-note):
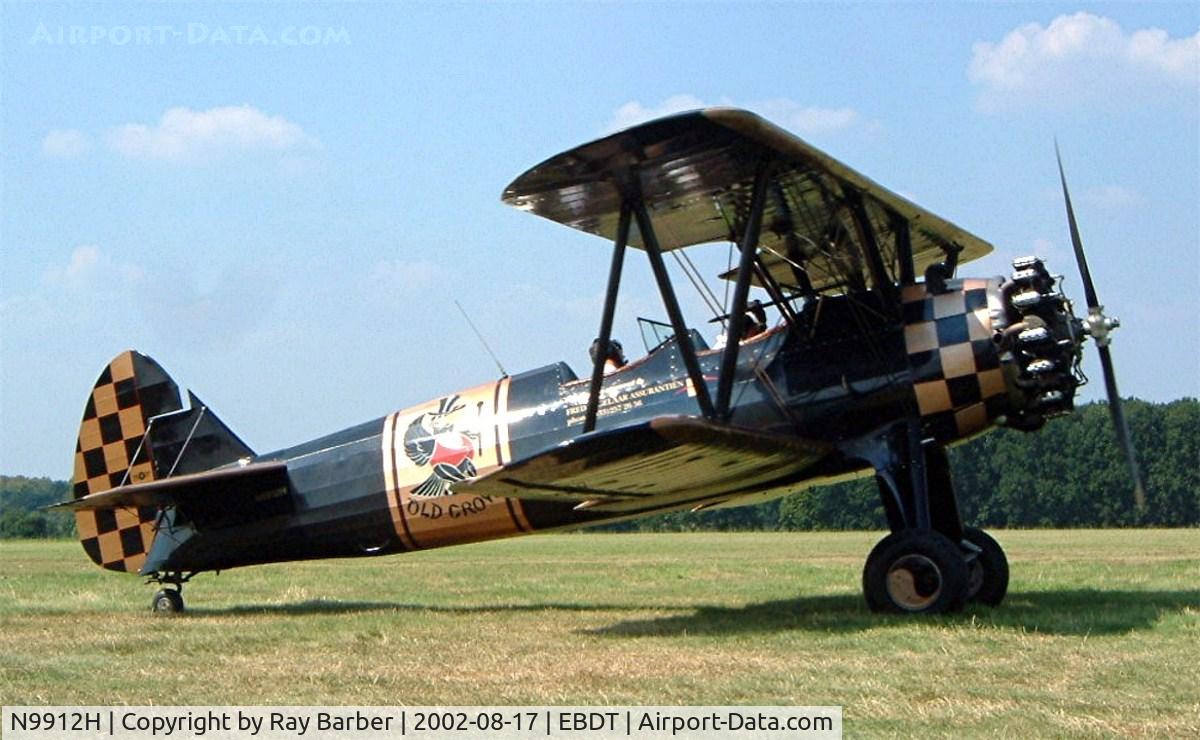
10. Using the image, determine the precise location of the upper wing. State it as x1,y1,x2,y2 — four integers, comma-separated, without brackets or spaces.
53,461,290,528
503,108,992,293
465,416,831,513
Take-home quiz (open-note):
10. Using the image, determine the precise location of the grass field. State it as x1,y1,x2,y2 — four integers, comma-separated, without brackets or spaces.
1,530,1197,737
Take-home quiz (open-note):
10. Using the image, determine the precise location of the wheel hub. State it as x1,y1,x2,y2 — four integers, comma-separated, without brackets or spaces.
886,554,944,611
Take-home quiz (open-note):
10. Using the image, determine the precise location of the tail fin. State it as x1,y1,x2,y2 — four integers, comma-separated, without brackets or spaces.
71,350,254,573
72,351,181,572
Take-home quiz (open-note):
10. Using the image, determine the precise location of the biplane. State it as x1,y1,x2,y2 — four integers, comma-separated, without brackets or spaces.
56,109,1142,615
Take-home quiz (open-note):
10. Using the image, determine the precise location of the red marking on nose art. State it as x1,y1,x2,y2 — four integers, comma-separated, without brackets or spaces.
431,433,475,468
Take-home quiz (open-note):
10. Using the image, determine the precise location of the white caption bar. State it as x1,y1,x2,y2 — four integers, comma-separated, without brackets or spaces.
4,706,841,740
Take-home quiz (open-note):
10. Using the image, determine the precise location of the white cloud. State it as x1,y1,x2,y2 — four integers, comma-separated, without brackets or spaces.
1127,26,1200,78
108,105,319,163
370,258,446,292
138,261,282,350
969,13,1200,111
1085,185,1143,208
979,236,1072,279
754,98,866,136
43,245,146,289
60,244,100,280
605,95,873,137
1029,237,1069,264
607,94,710,132
41,129,90,158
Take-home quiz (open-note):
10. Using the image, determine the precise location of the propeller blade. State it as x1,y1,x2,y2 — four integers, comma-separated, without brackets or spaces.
1055,143,1146,511
1097,345,1147,510
1054,141,1100,310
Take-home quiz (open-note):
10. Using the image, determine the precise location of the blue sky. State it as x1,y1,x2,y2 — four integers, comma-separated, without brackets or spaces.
2,2,1197,478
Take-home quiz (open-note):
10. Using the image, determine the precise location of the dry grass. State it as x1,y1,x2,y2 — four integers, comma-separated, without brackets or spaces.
1,530,1197,737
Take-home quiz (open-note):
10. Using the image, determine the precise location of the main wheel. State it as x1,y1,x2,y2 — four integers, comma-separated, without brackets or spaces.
863,530,968,614
152,589,184,614
962,527,1009,606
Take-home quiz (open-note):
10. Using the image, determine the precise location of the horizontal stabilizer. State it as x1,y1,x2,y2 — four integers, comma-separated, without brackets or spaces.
53,462,290,528
466,416,829,509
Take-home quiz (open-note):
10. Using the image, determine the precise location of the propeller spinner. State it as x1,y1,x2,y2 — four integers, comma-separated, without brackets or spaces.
1054,144,1147,510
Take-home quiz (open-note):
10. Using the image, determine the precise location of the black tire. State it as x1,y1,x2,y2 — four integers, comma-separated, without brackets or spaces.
962,527,1009,606
152,589,184,614
863,530,969,614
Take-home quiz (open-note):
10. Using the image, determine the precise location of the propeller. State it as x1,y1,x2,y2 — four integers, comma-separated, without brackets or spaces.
1054,143,1147,510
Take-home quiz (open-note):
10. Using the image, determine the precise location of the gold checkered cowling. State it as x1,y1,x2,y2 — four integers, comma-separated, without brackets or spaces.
901,279,1008,442
72,351,162,573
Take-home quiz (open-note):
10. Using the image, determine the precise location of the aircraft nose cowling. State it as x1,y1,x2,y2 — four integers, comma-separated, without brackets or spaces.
991,256,1086,431
900,277,1010,442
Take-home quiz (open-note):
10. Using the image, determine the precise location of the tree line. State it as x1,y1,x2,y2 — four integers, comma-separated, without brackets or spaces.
0,476,74,538
1,399,1195,539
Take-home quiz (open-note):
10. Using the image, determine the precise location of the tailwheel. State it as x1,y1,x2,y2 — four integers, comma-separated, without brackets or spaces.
863,530,968,614
147,571,194,614
152,588,184,614
962,527,1009,606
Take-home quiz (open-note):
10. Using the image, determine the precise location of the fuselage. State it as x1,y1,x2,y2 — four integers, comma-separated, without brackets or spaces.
143,274,1081,575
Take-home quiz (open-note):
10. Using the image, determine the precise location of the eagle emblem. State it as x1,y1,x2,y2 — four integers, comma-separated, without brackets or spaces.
403,395,481,497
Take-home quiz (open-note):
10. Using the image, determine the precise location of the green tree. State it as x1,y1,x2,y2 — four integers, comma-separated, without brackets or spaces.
0,476,75,538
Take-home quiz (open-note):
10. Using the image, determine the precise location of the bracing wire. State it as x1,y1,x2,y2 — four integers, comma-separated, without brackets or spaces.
724,241,734,314
680,247,725,316
654,215,726,327
670,250,724,324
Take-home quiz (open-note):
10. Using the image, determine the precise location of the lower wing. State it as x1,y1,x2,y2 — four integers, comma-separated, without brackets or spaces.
466,416,830,513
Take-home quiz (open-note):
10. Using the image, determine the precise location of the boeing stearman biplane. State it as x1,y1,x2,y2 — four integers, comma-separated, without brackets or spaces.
56,109,1143,615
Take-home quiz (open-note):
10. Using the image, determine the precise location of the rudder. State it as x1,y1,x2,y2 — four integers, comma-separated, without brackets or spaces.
72,351,183,572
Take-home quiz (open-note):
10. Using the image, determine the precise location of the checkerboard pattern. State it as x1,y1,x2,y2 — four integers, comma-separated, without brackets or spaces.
901,279,1008,441
72,351,161,573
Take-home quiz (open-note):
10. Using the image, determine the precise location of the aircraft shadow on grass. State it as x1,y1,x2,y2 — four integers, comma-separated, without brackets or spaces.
188,589,1198,637
187,601,687,617
584,589,1200,638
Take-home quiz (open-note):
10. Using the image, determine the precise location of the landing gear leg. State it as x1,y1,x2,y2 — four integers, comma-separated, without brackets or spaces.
928,444,1009,606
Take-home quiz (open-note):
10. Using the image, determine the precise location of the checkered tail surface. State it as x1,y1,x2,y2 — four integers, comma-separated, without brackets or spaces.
71,351,176,573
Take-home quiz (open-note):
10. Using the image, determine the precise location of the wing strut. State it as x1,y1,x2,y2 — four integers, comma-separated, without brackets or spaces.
584,202,632,433
716,158,772,420
631,186,716,420
751,257,800,324
890,209,916,285
845,188,898,306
